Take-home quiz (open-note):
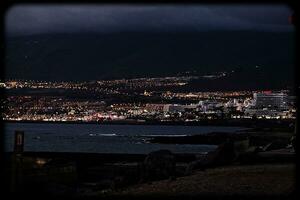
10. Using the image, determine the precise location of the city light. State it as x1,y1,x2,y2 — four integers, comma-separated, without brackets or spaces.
1,78,296,122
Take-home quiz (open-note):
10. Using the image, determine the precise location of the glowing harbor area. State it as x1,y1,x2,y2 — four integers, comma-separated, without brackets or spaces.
1,79,296,122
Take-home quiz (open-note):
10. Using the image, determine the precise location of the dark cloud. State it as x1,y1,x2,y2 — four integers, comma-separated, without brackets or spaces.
5,4,294,36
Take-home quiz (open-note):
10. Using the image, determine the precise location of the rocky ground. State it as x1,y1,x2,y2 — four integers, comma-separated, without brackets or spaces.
6,128,296,198
106,163,295,198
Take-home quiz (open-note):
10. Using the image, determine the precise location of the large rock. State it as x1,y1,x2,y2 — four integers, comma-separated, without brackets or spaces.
186,139,237,174
140,149,176,182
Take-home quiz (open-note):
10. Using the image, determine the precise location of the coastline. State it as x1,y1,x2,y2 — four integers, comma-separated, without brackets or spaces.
2,118,295,129
3,124,295,197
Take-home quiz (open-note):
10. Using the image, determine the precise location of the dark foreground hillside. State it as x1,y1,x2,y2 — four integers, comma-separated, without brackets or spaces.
110,163,295,198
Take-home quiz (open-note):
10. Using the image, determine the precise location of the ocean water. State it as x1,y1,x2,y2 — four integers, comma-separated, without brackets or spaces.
3,122,245,154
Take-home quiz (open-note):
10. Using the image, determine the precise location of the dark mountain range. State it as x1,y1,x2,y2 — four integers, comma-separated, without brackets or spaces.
4,31,295,90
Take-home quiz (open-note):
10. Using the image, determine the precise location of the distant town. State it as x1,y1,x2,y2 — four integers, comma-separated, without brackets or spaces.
1,76,296,123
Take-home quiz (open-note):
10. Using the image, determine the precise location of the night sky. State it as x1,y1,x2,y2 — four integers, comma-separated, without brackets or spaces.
4,4,295,87
6,4,293,35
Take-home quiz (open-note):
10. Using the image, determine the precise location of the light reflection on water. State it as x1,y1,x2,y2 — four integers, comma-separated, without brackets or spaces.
4,122,244,154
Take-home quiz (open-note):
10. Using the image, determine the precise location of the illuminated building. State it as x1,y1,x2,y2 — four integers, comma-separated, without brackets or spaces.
254,91,288,110
145,104,165,112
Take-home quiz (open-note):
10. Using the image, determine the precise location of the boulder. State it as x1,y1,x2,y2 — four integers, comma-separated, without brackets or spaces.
140,149,176,182
185,139,237,174
205,139,237,166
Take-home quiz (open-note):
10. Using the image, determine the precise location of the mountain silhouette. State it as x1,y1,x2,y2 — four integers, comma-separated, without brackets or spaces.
5,31,294,90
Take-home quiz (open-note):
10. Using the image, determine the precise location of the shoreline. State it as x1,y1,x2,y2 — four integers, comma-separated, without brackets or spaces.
150,130,293,146
2,118,295,128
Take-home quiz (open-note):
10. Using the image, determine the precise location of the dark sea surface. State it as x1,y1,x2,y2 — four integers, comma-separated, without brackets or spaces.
4,122,245,154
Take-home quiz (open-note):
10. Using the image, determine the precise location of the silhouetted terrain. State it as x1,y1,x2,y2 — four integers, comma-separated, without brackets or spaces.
5,31,294,90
